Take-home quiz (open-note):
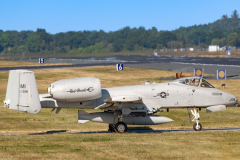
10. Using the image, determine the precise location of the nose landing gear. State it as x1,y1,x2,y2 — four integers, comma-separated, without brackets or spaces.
188,108,202,131
193,122,202,131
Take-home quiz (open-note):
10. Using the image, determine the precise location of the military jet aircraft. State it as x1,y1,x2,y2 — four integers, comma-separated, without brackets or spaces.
3,70,238,133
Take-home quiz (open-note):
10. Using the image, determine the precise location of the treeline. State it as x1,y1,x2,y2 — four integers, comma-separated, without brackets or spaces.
1,10,240,54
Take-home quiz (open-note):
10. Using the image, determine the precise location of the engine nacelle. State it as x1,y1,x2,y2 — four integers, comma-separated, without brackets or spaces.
48,77,101,102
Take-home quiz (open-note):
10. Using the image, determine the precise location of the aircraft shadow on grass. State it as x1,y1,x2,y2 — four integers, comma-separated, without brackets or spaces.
27,127,240,135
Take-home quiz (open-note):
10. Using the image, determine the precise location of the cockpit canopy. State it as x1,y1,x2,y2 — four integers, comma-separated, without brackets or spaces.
172,77,215,88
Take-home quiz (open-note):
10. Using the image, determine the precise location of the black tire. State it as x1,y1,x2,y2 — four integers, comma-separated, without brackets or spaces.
108,124,115,132
193,123,202,131
115,122,128,133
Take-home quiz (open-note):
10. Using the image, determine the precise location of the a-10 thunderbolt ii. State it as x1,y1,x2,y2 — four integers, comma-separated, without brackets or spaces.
3,70,238,133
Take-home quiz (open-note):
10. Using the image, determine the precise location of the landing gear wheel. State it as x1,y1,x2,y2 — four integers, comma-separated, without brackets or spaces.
115,122,127,133
193,123,202,131
108,124,115,132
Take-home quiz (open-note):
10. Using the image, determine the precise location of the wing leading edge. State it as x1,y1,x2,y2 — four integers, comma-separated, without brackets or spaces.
95,95,142,110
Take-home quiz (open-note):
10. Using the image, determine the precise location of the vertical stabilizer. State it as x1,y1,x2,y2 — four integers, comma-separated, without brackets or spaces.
4,70,41,114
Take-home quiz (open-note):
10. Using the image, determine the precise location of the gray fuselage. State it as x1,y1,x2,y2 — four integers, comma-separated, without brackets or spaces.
40,81,238,111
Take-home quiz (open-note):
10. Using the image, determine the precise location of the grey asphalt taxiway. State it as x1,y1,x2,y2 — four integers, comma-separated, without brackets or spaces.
1,55,240,78
1,128,240,136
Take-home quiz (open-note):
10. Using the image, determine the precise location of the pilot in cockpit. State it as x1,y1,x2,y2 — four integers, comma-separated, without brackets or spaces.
173,77,215,88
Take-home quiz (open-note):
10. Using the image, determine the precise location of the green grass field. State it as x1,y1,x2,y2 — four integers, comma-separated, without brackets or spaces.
0,132,240,160
0,63,240,159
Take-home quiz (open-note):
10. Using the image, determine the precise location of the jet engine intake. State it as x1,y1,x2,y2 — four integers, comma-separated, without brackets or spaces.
49,77,102,102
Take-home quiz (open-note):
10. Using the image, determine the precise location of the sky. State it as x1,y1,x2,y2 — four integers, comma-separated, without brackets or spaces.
0,0,240,34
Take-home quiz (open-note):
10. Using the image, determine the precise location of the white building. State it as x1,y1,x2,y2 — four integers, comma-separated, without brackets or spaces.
208,45,220,52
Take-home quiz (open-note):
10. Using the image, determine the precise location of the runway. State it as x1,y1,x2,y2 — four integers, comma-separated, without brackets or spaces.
2,127,240,135
0,62,133,72
1,55,240,77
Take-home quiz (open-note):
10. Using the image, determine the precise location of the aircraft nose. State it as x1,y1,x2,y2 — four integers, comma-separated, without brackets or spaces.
227,94,238,106
235,97,238,106
233,96,238,103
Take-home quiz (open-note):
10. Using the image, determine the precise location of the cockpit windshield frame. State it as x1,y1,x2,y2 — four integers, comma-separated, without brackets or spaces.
172,77,215,88
199,78,215,88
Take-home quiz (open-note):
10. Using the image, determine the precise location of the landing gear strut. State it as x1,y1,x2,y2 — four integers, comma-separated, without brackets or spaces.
109,113,128,133
188,108,202,131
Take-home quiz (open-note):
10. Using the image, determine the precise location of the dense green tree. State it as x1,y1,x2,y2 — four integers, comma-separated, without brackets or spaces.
231,27,240,34
207,30,224,44
167,41,183,49
17,45,28,54
0,44,4,52
0,34,10,47
211,38,221,46
156,44,164,50
113,39,124,52
222,14,228,19
18,31,33,46
157,31,177,47
231,10,239,19
198,43,207,48
227,32,240,46
26,34,42,53
188,31,206,45
0,10,240,54
36,28,52,44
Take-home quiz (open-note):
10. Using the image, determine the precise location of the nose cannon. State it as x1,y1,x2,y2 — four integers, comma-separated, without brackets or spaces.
234,97,238,107
228,96,238,107
224,97,239,107
235,97,239,107
221,90,238,107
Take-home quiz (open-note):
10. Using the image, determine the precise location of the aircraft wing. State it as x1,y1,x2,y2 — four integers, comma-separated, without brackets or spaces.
104,95,142,103
95,95,142,110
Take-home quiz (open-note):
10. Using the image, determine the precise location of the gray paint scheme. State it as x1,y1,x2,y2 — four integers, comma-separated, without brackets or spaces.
4,70,41,114
49,77,102,102
3,70,238,127
40,79,237,110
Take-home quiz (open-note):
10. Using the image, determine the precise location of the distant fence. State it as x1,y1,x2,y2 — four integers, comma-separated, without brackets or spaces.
156,47,240,52
157,48,208,52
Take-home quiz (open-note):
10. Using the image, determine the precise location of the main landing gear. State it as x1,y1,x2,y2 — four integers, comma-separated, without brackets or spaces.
109,122,128,133
188,108,202,131
108,113,128,133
